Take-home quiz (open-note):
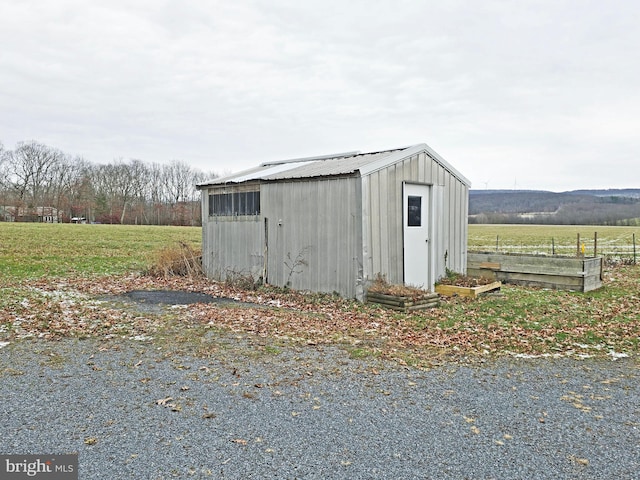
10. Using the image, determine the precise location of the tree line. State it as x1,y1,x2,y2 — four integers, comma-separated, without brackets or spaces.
469,190,640,225
0,140,218,225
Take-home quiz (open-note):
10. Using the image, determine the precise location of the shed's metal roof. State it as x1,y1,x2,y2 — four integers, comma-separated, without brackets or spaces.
197,144,470,187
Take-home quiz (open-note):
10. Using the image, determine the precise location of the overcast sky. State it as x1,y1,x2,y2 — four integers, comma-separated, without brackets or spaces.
1,0,638,191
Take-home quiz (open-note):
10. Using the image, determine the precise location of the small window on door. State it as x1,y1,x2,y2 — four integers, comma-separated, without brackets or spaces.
407,196,421,227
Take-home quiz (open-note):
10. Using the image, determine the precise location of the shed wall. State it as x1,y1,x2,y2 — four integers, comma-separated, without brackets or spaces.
201,192,264,281
361,150,468,288
261,177,362,298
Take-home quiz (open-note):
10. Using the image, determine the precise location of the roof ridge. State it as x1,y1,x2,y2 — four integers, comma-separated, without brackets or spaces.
261,151,361,166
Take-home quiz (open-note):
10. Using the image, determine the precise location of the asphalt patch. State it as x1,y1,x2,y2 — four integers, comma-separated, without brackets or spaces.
109,290,263,315
123,290,237,306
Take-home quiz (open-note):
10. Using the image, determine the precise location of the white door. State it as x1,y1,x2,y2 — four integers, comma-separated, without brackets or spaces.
403,183,431,288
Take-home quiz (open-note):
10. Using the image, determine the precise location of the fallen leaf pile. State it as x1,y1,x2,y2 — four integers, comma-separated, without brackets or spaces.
1,265,639,365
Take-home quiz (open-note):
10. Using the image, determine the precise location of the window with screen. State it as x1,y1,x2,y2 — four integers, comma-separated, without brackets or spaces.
209,187,260,217
407,195,421,227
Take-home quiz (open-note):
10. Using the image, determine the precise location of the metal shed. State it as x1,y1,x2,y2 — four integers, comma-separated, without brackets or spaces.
197,143,470,300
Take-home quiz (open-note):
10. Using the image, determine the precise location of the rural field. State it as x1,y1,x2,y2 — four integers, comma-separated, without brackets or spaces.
0,222,201,279
469,224,639,260
2,222,639,478
1,222,639,363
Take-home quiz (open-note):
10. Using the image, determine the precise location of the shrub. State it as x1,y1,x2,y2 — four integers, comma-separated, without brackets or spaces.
146,241,203,278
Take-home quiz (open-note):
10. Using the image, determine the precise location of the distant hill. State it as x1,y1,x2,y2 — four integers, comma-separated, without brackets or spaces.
469,189,640,225
567,188,640,198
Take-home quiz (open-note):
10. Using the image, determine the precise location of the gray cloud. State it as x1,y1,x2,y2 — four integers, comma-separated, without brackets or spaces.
1,0,638,191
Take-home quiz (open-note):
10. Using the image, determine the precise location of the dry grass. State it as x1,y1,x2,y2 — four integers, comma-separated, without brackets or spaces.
367,273,430,299
146,241,203,278
436,271,495,287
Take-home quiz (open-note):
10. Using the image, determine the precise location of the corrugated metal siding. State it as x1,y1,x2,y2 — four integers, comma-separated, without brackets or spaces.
361,150,468,288
200,145,468,298
262,177,361,297
201,190,264,281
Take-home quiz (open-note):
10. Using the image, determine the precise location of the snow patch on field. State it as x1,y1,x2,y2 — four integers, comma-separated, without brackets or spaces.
509,344,631,361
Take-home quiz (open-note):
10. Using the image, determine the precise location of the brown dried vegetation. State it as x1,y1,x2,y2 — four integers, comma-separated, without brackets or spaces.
1,262,639,367
367,274,431,300
145,241,203,278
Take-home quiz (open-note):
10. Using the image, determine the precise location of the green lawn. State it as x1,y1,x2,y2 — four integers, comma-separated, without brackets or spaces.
0,223,201,280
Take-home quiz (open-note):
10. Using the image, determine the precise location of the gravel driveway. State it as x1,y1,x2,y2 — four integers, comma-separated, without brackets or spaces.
1,337,638,479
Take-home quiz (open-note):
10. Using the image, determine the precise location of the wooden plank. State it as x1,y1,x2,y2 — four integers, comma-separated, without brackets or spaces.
367,292,439,305
367,291,437,300
407,301,440,311
367,299,440,311
495,272,583,289
368,298,412,307
434,285,463,296
479,262,501,270
583,276,603,292
469,260,586,277
466,268,497,280
470,253,585,268
495,271,583,284
474,282,503,295
367,292,411,302
435,281,501,298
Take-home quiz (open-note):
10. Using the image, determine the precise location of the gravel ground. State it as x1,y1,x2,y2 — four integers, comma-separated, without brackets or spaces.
1,337,639,479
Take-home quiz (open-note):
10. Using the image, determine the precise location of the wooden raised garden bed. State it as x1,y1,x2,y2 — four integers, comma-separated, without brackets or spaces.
467,252,603,292
434,281,502,298
366,291,440,312
365,276,440,311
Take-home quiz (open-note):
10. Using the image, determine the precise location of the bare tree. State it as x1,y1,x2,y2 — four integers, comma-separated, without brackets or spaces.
0,142,9,210
163,160,199,224
48,155,93,221
65,157,94,221
92,160,145,224
0,141,5,172
0,141,7,192
127,159,149,224
0,138,217,225
144,162,165,224
7,141,64,209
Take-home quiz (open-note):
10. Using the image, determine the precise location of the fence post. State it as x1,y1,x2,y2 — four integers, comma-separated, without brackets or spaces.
496,235,499,252
594,231,598,258
634,233,637,264
552,237,555,256
577,233,581,257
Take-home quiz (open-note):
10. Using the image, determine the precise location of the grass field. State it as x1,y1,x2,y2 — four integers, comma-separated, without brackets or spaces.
469,224,639,260
1,222,638,362
0,223,201,279
1,223,637,280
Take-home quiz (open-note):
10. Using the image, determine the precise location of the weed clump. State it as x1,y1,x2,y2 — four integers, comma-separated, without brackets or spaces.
224,269,261,291
146,241,203,278
367,273,429,299
436,269,494,287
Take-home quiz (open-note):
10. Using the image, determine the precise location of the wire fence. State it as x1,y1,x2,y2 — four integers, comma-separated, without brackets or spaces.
469,232,638,265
